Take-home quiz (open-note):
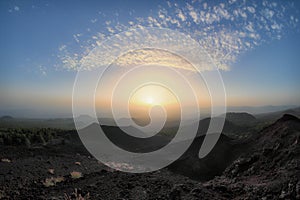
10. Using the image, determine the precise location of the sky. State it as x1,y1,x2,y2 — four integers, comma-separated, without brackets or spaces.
0,0,300,118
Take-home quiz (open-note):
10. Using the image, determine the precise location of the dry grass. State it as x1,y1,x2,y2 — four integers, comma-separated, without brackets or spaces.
48,168,55,174
42,176,64,187
1,158,11,163
74,161,81,166
70,171,82,179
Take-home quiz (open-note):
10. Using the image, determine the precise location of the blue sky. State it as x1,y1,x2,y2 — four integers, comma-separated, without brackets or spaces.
222,31,300,106
0,0,300,117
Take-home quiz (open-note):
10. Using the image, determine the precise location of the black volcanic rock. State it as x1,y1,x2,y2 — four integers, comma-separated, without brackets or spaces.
1,114,300,199
168,114,300,199
226,114,300,176
219,114,300,199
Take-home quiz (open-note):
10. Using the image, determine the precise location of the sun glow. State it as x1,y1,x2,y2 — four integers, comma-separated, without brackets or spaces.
130,85,177,107
127,84,181,121
145,97,154,105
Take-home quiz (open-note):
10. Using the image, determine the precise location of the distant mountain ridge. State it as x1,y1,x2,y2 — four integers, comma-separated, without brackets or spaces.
226,105,298,114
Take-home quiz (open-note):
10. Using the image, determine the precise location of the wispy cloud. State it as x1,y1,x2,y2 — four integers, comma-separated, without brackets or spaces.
57,0,299,72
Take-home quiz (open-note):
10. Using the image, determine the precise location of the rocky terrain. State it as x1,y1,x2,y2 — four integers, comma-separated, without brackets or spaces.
0,114,299,199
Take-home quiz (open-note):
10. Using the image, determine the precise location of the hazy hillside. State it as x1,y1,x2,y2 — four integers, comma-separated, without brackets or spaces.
255,106,300,122
222,112,257,126
0,118,76,130
196,117,255,139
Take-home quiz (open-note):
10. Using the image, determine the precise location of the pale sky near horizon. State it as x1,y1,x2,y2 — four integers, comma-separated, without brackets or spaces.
0,0,300,118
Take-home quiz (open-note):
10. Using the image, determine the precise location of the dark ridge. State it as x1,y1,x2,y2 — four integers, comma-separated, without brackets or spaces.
168,133,250,181
224,112,257,126
226,112,256,120
80,123,172,153
0,115,14,120
276,114,300,123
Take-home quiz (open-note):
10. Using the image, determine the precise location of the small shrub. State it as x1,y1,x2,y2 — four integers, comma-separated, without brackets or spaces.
0,190,6,199
25,137,31,148
64,188,90,200
38,133,46,145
